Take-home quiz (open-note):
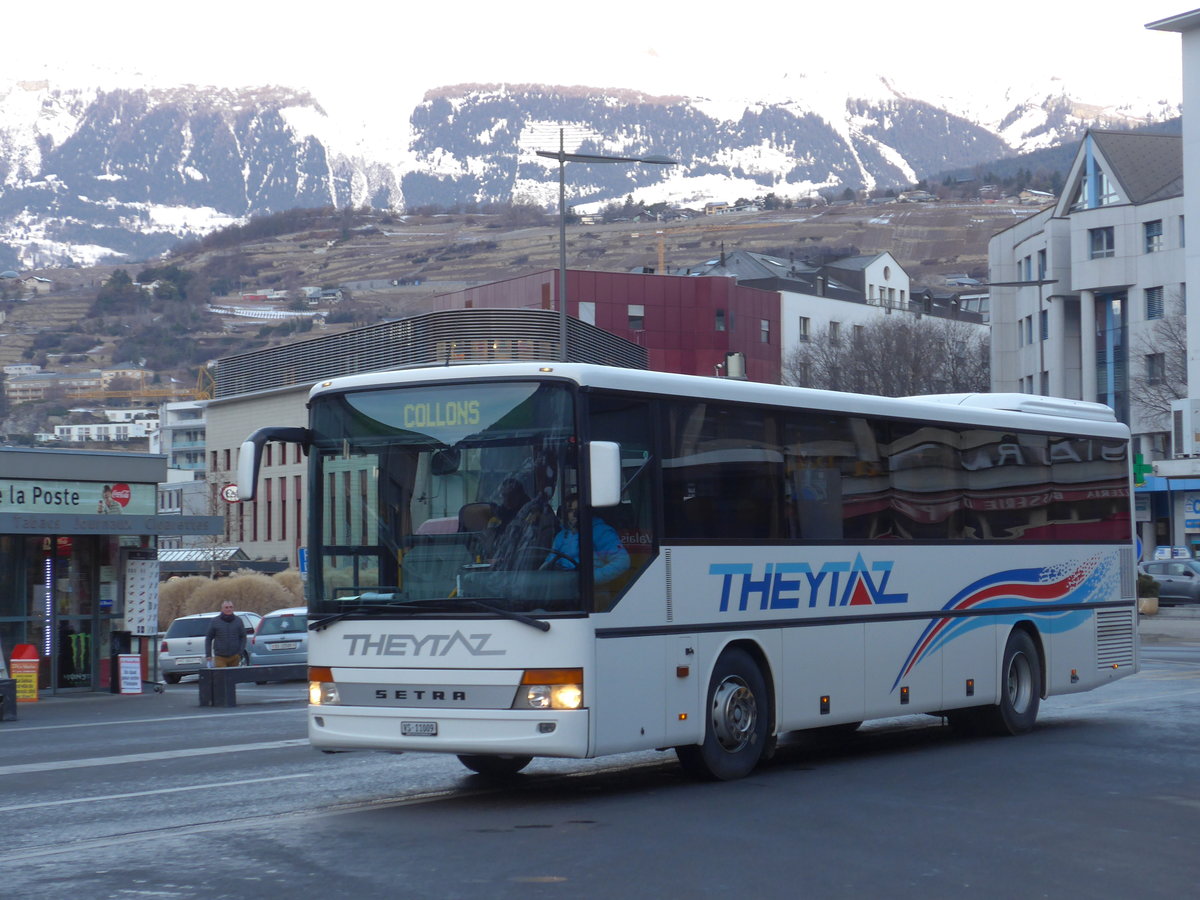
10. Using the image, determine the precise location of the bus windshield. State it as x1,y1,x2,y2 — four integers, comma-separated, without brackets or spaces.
307,380,582,616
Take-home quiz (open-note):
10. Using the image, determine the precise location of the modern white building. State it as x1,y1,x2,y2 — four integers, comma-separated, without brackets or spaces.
158,399,209,476
49,412,161,445
988,129,1185,555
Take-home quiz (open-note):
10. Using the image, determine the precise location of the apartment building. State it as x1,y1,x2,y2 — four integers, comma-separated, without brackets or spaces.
989,129,1185,554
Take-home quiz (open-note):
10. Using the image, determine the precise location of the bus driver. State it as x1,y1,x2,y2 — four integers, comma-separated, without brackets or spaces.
542,497,630,585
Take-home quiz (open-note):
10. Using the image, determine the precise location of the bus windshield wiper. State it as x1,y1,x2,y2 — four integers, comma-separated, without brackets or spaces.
463,599,551,632
310,604,404,631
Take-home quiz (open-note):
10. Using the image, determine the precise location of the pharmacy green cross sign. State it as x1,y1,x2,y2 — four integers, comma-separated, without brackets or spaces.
1133,453,1152,487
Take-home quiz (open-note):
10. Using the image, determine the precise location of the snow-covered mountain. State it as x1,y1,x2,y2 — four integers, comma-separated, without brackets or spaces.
0,76,1179,268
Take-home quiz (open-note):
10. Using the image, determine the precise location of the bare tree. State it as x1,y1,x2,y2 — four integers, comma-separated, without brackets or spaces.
784,315,989,396
1128,290,1188,432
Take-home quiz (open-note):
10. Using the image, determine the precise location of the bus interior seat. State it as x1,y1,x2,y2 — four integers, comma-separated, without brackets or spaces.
417,516,458,535
457,502,495,532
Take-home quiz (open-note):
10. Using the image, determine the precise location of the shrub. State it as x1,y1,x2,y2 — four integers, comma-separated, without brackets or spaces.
1137,573,1160,598
181,573,297,618
272,569,305,605
158,576,212,629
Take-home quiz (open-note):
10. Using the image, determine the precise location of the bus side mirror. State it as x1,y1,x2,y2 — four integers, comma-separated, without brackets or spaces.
237,426,311,501
589,441,621,507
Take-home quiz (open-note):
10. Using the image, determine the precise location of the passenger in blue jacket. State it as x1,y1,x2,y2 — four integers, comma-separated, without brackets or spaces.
542,497,630,584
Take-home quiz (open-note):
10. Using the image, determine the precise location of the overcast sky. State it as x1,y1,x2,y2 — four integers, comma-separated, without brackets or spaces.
5,2,1190,123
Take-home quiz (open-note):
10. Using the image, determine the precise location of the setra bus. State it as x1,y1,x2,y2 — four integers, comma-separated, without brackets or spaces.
237,362,1138,780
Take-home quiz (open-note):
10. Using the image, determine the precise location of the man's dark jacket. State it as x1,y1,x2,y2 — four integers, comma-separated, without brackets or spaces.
205,613,247,657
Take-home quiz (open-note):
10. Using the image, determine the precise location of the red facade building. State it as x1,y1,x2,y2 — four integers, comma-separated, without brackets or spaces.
432,269,782,383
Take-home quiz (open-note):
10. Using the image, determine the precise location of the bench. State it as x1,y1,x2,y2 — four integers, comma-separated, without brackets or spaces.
197,664,307,707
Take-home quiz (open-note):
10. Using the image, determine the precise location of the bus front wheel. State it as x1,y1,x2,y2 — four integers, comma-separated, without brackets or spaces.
676,647,770,781
457,754,532,777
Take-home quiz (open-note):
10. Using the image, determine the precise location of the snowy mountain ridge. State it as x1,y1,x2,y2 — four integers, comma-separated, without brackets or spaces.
0,74,1179,268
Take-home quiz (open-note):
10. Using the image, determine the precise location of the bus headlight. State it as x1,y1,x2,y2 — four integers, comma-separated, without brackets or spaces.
309,667,339,706
514,668,583,710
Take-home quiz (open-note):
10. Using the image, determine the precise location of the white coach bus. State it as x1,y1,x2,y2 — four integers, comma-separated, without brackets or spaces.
238,363,1137,780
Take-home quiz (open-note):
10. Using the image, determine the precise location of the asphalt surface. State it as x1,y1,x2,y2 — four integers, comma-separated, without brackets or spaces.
5,607,1198,729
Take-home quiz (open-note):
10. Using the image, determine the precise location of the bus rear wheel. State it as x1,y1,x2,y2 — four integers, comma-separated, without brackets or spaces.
676,647,770,781
457,754,532,777
954,629,1041,737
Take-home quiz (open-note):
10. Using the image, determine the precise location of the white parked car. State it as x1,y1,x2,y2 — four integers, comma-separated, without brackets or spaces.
159,611,262,684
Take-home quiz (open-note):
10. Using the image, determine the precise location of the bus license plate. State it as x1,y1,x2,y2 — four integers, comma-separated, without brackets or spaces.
401,721,437,737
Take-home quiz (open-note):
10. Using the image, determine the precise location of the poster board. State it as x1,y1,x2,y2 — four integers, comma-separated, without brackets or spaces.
118,654,143,694
123,551,161,636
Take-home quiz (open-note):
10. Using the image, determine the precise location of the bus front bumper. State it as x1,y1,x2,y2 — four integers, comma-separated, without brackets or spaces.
308,705,591,758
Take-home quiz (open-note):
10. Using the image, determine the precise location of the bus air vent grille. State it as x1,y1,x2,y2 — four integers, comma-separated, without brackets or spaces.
1095,608,1135,669
664,548,673,622
1119,546,1135,598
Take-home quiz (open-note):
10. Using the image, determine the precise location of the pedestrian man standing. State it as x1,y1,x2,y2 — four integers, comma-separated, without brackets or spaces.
205,600,247,668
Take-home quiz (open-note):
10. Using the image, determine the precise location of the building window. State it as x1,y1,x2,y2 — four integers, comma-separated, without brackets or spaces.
1040,309,1048,340
1074,168,1119,209
796,363,812,385
1181,215,1186,248
627,304,645,330
760,319,770,343
1145,219,1164,253
1145,286,1164,320
715,309,726,332
1147,353,1166,385
798,317,811,342
1089,227,1115,259
1022,256,1032,280
1040,371,1049,395
829,321,841,344
853,325,865,346
1024,316,1033,345
223,448,231,471
1037,249,1047,279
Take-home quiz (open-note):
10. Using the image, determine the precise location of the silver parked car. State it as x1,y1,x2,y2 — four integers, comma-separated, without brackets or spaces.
1140,559,1200,605
247,606,308,669
159,611,262,683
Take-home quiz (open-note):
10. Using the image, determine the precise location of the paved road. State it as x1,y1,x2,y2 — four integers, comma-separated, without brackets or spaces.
1,617,1198,898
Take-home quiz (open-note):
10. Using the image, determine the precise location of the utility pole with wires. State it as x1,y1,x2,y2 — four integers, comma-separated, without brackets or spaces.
536,128,676,361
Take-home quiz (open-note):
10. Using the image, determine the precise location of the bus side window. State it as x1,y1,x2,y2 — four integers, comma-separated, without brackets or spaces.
587,392,658,610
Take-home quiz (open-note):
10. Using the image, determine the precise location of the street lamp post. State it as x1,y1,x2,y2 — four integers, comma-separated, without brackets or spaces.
537,130,675,361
